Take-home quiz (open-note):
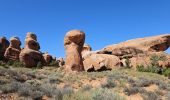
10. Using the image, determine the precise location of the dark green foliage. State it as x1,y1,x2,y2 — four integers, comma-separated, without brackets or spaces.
49,59,59,67
36,61,43,69
136,65,163,74
6,60,24,67
163,68,170,78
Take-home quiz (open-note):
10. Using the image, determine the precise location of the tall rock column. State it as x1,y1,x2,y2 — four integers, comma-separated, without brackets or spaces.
4,37,21,60
0,37,10,60
19,32,45,67
64,30,85,72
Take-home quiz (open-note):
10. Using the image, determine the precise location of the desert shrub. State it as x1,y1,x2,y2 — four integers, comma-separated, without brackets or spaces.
101,77,116,89
49,77,62,84
0,61,6,66
92,88,125,100
163,68,170,78
123,87,140,96
142,91,159,100
49,59,59,67
125,57,132,68
0,82,21,93
6,60,24,67
80,85,92,92
136,78,153,87
136,64,164,74
36,61,43,69
62,86,74,97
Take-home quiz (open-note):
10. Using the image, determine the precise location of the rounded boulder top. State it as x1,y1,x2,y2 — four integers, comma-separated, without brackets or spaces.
10,36,20,41
26,32,37,41
64,30,85,45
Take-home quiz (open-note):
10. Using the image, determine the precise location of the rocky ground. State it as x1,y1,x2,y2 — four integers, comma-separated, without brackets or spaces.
0,65,170,100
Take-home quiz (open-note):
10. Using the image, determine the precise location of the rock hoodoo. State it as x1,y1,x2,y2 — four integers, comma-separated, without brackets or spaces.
0,37,10,60
4,37,21,61
19,32,45,67
64,30,85,72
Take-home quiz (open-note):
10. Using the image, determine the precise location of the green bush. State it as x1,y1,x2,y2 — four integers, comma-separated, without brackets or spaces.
136,65,163,74
163,68,170,78
6,60,24,67
36,61,43,69
49,60,59,67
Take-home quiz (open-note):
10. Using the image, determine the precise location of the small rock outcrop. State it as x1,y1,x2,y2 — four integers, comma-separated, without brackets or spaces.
19,32,45,67
83,53,121,72
4,37,21,61
82,44,92,56
43,52,53,64
0,37,10,60
101,34,170,59
64,30,85,72
57,58,65,67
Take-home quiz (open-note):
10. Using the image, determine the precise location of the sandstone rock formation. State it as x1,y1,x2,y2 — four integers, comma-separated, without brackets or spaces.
83,53,121,72
0,37,10,60
4,37,21,61
82,44,92,56
19,32,45,67
43,52,52,64
64,30,85,72
57,58,65,67
100,34,170,59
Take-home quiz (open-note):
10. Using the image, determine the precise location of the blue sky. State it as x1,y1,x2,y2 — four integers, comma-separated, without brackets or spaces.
0,0,170,57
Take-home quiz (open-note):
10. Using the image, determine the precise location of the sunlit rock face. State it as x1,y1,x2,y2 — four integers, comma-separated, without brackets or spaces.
0,37,10,60
19,32,45,67
100,34,170,59
4,37,21,61
64,30,85,72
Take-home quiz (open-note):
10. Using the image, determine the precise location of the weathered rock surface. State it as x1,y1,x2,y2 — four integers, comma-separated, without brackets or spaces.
64,30,85,72
100,34,170,58
20,32,45,67
83,52,121,72
0,37,10,60
43,52,52,64
4,37,21,60
57,58,65,67
82,44,92,56
128,52,170,69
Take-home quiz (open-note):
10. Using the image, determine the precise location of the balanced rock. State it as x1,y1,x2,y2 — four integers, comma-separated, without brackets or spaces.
83,52,121,72
100,34,170,58
4,37,21,60
64,30,85,72
43,52,52,64
20,32,45,67
0,37,10,60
